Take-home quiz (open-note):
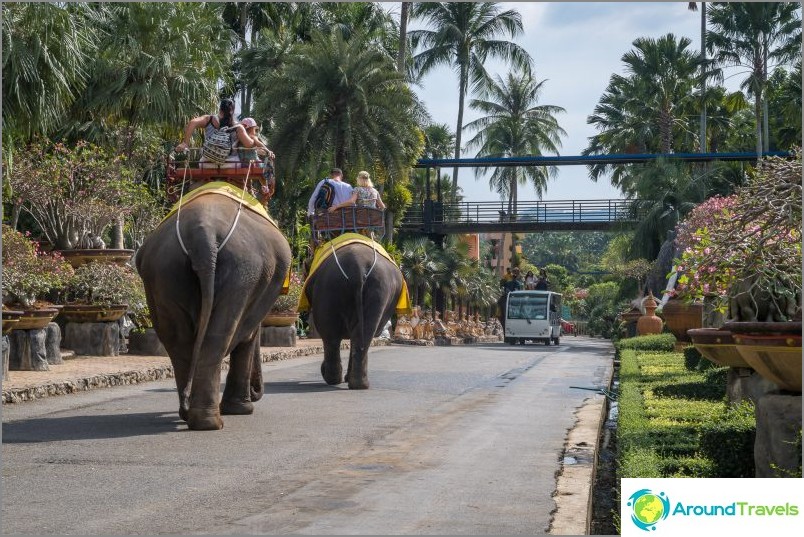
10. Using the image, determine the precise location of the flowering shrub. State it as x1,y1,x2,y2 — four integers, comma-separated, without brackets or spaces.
270,272,303,313
670,152,802,320
9,139,139,249
64,262,147,312
1,225,74,307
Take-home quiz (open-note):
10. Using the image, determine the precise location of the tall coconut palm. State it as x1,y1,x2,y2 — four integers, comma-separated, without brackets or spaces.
464,70,565,218
707,2,801,155
409,2,532,200
688,2,708,151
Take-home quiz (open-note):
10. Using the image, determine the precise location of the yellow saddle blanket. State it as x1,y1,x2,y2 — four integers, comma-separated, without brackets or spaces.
297,233,411,315
162,181,279,230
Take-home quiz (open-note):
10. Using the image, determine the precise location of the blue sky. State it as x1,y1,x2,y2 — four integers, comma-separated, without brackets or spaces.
398,2,721,203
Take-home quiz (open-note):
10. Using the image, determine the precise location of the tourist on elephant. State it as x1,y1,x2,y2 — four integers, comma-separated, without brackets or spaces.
307,168,354,216
328,170,386,212
174,99,255,168
237,117,274,160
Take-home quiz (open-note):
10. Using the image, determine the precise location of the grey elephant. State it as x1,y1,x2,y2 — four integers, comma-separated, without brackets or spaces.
302,241,406,389
136,190,291,430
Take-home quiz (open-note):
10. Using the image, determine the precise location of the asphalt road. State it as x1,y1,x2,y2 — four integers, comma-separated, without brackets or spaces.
2,338,613,535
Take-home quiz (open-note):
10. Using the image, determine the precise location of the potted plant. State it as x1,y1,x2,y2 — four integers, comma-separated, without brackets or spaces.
8,139,140,263
1,225,73,329
60,262,146,323
673,152,801,390
263,272,303,327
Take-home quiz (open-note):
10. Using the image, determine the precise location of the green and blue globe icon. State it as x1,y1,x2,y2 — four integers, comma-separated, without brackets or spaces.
627,489,670,531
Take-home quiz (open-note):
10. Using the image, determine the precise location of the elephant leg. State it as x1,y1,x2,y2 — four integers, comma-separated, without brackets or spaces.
320,338,344,385
221,334,258,415
346,337,369,390
250,340,264,402
186,323,236,430
155,319,194,422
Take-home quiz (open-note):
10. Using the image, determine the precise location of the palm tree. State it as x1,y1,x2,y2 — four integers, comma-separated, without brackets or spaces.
258,30,420,178
433,236,474,315
409,2,532,200
2,2,99,141
707,2,801,155
464,70,565,218
400,237,444,306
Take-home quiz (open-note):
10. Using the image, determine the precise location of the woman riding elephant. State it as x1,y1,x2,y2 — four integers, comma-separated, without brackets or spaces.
301,238,406,389
136,187,291,430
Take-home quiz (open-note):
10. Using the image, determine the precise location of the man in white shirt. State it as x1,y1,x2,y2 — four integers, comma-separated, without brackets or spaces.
307,168,354,216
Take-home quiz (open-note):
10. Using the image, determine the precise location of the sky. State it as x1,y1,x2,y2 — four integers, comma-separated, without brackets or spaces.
396,1,725,203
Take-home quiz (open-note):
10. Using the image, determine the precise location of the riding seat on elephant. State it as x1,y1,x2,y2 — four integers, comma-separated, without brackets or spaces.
299,233,411,389
136,181,291,430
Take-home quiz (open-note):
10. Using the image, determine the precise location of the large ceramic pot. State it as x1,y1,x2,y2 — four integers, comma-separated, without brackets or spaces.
725,321,802,393
687,328,751,368
262,311,299,327
661,299,703,343
59,304,128,323
2,310,24,335
14,307,60,331
59,248,134,268
636,294,663,336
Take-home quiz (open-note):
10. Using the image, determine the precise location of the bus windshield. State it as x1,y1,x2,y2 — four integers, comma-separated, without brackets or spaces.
507,294,548,320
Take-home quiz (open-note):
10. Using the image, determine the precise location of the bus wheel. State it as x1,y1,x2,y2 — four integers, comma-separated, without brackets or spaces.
544,339,551,346
519,338,526,345
505,338,516,345
553,337,560,346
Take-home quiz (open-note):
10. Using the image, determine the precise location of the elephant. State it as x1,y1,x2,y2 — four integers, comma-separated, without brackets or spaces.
136,189,291,430
303,242,403,389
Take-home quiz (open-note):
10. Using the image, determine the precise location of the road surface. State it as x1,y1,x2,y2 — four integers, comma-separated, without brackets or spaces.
2,338,612,535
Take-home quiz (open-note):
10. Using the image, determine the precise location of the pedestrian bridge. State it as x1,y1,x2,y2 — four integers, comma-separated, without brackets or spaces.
400,199,645,234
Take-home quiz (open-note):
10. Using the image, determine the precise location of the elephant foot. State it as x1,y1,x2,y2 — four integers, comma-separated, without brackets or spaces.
321,361,343,386
179,406,189,422
186,408,224,431
220,399,254,415
347,376,370,390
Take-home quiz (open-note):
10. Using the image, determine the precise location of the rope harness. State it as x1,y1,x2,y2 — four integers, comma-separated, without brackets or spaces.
175,160,254,256
328,231,379,281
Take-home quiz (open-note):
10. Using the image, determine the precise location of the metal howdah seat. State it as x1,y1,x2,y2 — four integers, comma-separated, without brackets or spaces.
312,206,385,242
166,148,269,202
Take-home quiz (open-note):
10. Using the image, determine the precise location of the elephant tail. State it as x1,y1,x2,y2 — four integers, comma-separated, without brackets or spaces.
182,254,217,413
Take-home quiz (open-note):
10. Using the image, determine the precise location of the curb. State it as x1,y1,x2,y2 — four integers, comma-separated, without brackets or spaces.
2,338,391,405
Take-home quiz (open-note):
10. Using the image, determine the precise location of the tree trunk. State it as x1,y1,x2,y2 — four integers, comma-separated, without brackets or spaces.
659,106,673,154
452,63,468,202
762,39,769,152
699,2,707,152
397,3,409,73
111,215,124,249
754,91,763,158
385,208,395,244
10,200,21,230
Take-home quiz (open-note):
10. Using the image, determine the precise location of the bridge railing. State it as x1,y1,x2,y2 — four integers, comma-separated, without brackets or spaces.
401,199,645,229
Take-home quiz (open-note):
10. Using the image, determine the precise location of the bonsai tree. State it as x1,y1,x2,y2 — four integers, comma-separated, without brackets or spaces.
8,139,140,250
672,152,802,321
64,262,146,312
1,225,74,308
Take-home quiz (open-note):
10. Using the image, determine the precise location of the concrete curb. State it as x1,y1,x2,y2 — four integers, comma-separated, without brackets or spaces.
548,349,615,535
2,338,390,405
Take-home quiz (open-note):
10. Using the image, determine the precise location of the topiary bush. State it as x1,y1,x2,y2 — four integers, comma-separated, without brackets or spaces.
614,333,676,356
683,345,702,370
698,401,756,477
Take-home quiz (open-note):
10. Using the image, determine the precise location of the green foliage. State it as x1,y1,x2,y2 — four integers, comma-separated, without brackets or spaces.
699,401,756,478
65,262,146,311
384,183,413,226
1,225,74,306
583,281,622,338
615,333,676,353
683,345,702,370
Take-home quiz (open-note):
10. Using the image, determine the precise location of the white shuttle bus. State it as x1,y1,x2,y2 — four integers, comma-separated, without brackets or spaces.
504,290,562,346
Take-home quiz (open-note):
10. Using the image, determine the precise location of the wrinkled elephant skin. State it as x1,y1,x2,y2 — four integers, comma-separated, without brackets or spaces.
136,194,291,430
305,243,402,389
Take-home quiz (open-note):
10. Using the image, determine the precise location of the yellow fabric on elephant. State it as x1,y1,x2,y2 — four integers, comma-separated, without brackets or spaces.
297,233,412,315
162,181,279,230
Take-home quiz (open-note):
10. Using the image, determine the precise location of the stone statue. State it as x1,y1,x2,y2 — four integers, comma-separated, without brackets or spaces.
432,311,448,337
393,315,413,340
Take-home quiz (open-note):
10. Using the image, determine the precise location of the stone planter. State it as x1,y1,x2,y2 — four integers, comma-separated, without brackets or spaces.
59,304,128,323
58,248,134,268
262,312,299,327
725,321,802,393
14,307,60,331
687,328,751,368
2,309,24,335
661,299,703,343
128,328,168,357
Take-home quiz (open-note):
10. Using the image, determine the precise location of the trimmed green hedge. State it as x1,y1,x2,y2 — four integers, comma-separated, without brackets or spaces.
615,333,676,354
683,345,701,370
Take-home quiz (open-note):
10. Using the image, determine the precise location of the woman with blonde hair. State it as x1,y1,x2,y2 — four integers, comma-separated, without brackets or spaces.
329,170,386,212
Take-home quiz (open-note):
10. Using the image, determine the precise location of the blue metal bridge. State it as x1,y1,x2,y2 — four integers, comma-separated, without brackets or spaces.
400,151,790,234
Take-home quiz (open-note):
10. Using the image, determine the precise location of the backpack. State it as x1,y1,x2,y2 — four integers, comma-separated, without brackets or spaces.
202,118,234,164
314,179,335,210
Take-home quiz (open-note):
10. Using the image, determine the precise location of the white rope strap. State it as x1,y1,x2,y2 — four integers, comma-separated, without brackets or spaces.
330,239,349,280
365,231,379,278
175,165,190,256
218,161,253,251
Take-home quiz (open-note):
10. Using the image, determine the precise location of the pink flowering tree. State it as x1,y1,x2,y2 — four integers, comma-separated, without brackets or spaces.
9,140,140,250
1,225,74,307
671,152,802,320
